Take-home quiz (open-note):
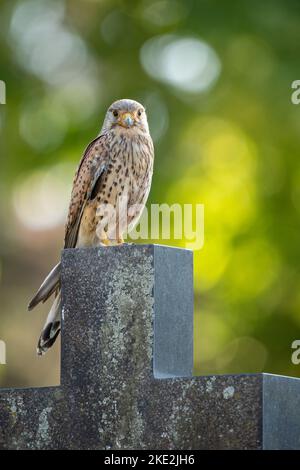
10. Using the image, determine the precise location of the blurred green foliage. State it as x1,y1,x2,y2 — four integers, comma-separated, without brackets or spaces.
1,0,300,387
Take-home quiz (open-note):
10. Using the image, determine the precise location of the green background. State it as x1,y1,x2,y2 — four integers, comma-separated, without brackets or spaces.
1,0,300,387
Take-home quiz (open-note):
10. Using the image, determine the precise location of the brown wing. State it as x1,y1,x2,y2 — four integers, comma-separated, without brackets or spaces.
64,134,111,248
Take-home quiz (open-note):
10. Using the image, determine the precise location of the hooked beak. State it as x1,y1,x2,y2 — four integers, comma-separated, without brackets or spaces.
119,112,134,128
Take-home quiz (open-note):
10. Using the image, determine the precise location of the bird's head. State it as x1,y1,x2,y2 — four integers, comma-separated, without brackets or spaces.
101,99,149,135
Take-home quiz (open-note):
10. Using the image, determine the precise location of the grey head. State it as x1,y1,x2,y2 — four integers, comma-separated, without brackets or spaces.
101,99,150,135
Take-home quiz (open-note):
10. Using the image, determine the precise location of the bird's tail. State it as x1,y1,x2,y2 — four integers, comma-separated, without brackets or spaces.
28,262,61,355
28,262,61,311
37,291,61,356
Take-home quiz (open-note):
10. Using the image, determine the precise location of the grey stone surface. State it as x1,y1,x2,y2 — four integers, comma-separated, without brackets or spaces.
154,246,193,378
263,374,300,449
0,244,299,449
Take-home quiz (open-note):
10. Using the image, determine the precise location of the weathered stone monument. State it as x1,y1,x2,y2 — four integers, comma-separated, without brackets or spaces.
0,245,300,449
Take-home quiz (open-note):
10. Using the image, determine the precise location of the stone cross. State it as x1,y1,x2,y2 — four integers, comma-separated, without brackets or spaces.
0,245,300,449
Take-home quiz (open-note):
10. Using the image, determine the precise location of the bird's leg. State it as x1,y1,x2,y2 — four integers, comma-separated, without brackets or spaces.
97,229,111,247
115,215,125,244
116,235,125,245
100,239,110,246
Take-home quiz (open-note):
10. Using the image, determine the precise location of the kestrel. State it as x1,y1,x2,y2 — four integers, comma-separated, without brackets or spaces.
28,99,154,355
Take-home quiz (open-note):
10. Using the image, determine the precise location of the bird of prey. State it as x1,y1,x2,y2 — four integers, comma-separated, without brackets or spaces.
28,99,154,355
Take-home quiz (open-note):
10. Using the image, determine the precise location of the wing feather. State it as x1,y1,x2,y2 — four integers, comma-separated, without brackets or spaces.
64,134,110,248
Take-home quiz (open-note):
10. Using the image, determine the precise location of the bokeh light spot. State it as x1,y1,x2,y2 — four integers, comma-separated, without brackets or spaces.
140,35,221,94
215,337,268,373
13,163,74,231
10,0,91,86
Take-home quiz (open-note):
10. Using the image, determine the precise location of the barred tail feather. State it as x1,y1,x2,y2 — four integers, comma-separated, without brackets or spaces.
28,262,61,311
37,291,61,356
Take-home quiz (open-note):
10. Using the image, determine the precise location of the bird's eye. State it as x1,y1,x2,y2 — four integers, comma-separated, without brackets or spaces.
112,110,118,118
137,109,143,117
